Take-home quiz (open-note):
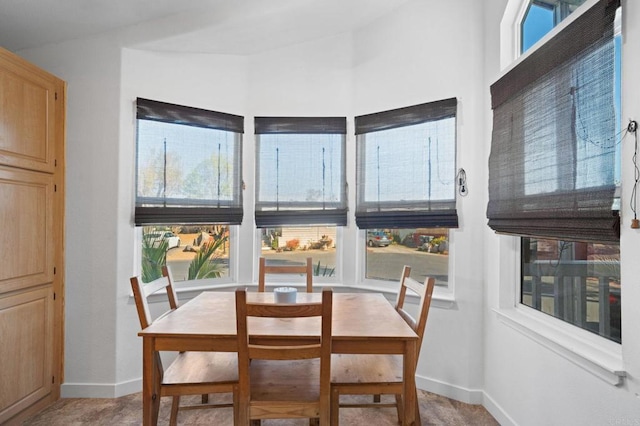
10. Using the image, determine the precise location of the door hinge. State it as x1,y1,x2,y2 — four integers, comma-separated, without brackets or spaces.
52,376,55,384
55,92,58,100
53,292,56,300
54,184,57,192
54,266,56,275
55,159,57,167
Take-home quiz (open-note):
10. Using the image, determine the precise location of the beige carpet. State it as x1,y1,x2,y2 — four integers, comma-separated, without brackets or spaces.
23,390,498,425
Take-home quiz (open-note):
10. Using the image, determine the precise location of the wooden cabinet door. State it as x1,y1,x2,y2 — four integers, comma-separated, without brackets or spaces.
0,47,64,424
0,50,58,173
0,166,54,293
0,288,54,423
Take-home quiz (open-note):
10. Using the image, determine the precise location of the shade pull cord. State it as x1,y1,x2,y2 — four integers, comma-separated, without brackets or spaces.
629,120,639,229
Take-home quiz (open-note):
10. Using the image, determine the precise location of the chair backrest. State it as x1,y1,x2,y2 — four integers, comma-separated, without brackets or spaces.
258,256,314,293
130,266,179,330
236,288,332,360
235,288,333,403
394,265,436,350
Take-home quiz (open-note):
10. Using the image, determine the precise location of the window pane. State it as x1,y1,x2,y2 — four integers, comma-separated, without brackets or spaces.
521,237,620,343
260,227,336,278
141,225,230,283
257,134,345,208
360,119,455,205
137,120,241,207
365,228,449,288
522,4,554,52
521,1,588,53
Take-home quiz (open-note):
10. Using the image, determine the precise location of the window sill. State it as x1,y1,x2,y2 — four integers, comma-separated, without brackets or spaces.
136,281,456,310
494,306,625,386
355,281,456,309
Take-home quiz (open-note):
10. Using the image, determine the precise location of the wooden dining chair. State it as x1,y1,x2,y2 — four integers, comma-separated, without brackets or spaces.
330,265,435,425
258,256,313,292
235,288,332,425
130,266,239,426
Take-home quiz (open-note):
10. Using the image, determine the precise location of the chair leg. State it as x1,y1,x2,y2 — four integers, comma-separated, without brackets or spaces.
394,389,421,426
169,396,180,426
232,387,239,426
331,387,340,426
373,394,381,403
394,394,403,425
202,393,209,403
415,390,422,426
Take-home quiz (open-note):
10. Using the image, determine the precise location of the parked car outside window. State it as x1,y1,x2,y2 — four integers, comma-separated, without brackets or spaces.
367,230,390,247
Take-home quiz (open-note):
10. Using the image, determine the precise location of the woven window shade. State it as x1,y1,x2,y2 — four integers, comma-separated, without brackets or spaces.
487,0,620,242
355,98,458,229
254,116,347,227
135,98,244,225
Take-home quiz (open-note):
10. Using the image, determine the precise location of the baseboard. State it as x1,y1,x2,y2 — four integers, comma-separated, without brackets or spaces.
415,374,484,405
64,374,516,424
482,391,518,426
416,375,516,425
60,378,141,398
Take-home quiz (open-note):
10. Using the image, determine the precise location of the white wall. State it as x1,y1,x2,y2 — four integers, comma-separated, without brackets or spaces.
18,37,124,395
246,32,355,284
351,0,488,400
15,0,640,422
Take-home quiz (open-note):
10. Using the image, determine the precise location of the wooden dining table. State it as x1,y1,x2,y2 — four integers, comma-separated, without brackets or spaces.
138,291,419,425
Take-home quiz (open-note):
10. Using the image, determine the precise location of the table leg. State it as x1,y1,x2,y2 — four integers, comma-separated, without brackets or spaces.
403,340,417,426
415,387,422,426
237,379,249,425
142,337,161,426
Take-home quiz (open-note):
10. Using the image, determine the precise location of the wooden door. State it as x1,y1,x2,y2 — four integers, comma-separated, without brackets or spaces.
0,47,65,424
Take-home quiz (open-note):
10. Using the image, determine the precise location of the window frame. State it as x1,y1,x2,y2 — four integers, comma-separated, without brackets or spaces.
493,0,625,386
133,224,240,289
496,235,624,385
514,0,622,345
133,98,245,287
359,228,456,303
354,99,459,297
252,116,347,286
520,237,621,343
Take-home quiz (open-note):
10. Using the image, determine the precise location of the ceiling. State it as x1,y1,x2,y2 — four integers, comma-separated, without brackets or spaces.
0,0,411,55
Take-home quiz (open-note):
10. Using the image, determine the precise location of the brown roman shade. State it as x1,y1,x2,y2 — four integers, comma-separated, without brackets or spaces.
254,116,348,227
487,0,620,242
135,98,244,225
355,98,459,229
